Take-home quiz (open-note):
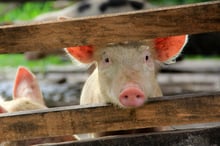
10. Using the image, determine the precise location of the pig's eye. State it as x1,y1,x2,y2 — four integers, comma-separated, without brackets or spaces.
145,55,149,61
102,52,111,65
104,57,110,63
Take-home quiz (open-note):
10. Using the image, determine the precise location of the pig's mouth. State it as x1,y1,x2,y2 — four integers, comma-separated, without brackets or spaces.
119,83,146,108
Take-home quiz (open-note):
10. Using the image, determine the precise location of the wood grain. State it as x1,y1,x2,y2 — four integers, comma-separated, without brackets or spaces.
0,1,219,53
0,92,220,142
39,126,220,146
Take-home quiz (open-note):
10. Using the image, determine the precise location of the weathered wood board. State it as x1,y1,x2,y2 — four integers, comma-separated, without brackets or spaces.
0,1,219,53
0,92,220,142
39,126,220,146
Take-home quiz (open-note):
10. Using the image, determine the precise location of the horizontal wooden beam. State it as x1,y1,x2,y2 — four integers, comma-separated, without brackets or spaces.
40,126,220,146
0,92,220,142
0,1,219,53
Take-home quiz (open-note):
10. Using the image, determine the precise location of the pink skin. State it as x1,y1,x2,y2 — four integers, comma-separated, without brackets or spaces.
0,106,7,113
119,83,145,107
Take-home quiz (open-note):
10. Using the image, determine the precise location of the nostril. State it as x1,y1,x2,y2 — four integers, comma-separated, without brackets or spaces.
136,95,141,98
119,87,145,107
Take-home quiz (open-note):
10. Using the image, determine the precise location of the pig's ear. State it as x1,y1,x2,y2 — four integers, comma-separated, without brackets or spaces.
154,35,188,64
13,66,45,105
65,46,94,63
0,106,7,113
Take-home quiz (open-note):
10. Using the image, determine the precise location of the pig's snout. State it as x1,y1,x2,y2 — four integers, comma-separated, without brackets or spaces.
119,87,145,108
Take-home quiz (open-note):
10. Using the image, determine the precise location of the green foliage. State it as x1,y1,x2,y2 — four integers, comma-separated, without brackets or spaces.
0,54,71,70
0,2,54,22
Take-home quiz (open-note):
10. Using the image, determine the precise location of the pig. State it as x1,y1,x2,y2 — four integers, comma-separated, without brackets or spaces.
65,36,188,108
33,0,154,22
0,66,75,145
0,66,46,112
65,36,187,139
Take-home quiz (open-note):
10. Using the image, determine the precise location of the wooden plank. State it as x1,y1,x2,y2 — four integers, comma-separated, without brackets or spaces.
0,92,220,142
39,126,220,146
0,1,219,53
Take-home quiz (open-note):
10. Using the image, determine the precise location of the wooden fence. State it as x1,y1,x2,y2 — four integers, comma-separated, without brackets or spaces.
0,1,219,53
0,1,220,145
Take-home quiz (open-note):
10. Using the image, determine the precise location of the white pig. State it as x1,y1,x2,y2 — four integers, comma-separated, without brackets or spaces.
0,66,75,145
33,0,154,22
0,66,46,112
65,35,187,140
65,35,188,108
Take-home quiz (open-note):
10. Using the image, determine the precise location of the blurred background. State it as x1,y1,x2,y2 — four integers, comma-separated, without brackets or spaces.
0,0,219,107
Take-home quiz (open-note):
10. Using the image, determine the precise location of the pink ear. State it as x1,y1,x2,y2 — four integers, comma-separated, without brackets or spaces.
65,45,94,63
154,35,188,63
13,66,45,105
0,106,7,113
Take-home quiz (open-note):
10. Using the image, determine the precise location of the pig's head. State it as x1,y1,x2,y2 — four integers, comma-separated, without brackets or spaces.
65,35,187,108
0,66,46,112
